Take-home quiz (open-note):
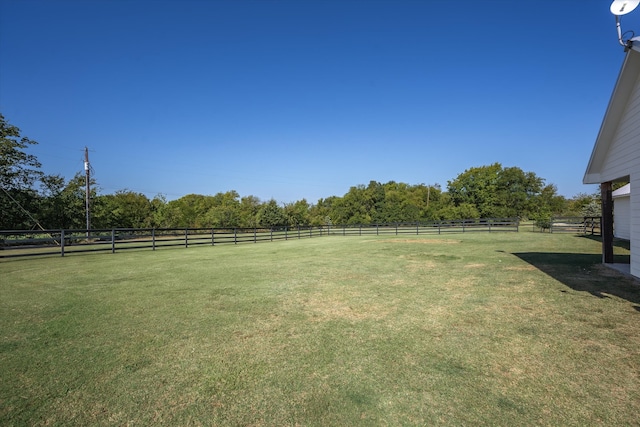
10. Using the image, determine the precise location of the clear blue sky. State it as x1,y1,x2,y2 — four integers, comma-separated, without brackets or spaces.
0,0,633,203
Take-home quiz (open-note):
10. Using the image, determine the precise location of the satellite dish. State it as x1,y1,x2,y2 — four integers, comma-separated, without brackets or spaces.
611,0,640,48
611,0,640,16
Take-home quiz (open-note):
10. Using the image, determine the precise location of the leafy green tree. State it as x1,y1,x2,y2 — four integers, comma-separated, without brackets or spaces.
38,174,67,228
95,190,153,228
537,184,567,217
163,194,216,228
567,192,600,217
0,114,42,191
257,199,286,228
447,163,501,217
58,173,98,229
309,196,336,226
0,114,44,229
447,163,549,218
148,194,168,228
435,201,480,220
284,199,311,227
239,195,261,228
379,181,423,223
581,200,601,217
203,191,241,228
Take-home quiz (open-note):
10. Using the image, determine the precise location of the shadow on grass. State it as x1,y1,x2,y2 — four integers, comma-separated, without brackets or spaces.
512,249,640,308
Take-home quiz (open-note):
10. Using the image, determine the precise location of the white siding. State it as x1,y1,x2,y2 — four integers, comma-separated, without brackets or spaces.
600,72,640,182
631,174,640,278
614,196,631,240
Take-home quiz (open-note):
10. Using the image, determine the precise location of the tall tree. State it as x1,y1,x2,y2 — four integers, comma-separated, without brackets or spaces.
447,163,549,219
204,191,241,228
0,114,44,229
95,190,153,229
38,174,67,228
257,199,287,228
239,195,261,228
284,199,311,227
59,173,98,229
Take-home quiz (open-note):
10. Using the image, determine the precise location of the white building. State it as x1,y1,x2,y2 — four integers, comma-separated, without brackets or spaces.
613,183,631,240
584,45,640,277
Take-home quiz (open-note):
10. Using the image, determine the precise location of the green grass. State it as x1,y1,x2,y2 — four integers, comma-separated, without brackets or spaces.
1,232,639,426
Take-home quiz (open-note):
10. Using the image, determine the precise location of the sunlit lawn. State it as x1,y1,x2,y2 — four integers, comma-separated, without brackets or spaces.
1,232,639,425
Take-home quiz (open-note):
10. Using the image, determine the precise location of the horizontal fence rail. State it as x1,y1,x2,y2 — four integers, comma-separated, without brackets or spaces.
1,218,519,259
550,216,601,235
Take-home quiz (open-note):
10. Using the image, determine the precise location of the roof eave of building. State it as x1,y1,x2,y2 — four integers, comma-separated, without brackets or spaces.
583,46,640,184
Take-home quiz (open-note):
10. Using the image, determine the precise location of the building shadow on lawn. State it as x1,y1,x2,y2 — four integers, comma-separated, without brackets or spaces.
512,251,640,308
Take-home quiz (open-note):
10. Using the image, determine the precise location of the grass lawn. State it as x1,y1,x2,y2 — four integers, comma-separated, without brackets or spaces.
1,232,639,426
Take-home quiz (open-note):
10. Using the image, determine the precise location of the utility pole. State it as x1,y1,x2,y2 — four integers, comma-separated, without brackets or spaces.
84,147,91,237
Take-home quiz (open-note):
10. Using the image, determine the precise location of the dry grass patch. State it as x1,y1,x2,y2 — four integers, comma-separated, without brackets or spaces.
283,291,394,322
504,265,537,271
464,263,486,268
382,238,461,244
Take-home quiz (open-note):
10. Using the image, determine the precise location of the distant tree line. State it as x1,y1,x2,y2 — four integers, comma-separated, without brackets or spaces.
1,113,602,230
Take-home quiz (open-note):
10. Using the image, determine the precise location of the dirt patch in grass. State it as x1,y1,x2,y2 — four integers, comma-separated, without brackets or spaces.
405,261,438,272
382,239,461,244
464,263,486,269
504,265,538,271
294,292,393,322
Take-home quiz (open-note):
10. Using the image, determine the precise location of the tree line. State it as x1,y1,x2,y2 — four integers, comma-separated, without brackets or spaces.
1,113,600,230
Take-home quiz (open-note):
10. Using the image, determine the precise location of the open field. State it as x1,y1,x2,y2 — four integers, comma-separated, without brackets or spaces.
1,232,638,425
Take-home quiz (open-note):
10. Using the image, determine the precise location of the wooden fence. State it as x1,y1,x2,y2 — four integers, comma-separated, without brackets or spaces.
549,216,601,235
0,218,519,259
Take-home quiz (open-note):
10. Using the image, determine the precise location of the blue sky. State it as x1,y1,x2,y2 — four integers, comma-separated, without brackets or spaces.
0,0,634,203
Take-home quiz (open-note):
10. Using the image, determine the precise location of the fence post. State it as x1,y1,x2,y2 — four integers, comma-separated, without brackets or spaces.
438,221,441,235
112,229,116,253
396,223,398,235
285,227,288,240
489,219,492,233
359,224,362,236
152,228,156,251
234,228,237,244
298,226,301,239
254,228,257,243
60,229,65,257
185,228,189,248
270,228,273,241
212,229,215,246
416,222,419,235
